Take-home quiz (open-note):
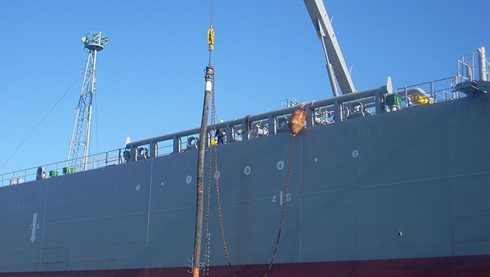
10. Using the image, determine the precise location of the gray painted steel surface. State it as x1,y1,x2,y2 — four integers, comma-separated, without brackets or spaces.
304,0,356,94
0,94,488,273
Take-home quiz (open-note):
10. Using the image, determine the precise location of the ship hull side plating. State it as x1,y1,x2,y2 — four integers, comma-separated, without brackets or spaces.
0,94,488,276
0,255,488,277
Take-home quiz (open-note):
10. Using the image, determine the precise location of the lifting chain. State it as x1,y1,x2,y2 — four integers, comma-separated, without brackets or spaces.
203,64,233,276
202,0,217,272
202,80,216,277
206,113,300,277
203,141,212,276
201,0,303,274
210,71,233,267
263,135,295,277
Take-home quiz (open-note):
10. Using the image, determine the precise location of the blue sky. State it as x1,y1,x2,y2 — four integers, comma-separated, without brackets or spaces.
0,0,489,174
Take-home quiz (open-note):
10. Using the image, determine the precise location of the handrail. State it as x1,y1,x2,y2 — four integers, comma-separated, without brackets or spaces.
127,83,391,150
1,75,472,188
0,148,124,187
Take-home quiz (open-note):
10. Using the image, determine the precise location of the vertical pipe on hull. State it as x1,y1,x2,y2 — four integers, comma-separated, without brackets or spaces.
192,65,214,277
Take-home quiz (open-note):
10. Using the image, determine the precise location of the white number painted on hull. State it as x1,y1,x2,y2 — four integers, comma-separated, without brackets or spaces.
271,191,292,206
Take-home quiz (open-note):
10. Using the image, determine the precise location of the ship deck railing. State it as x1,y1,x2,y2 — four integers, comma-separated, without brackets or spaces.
0,75,472,187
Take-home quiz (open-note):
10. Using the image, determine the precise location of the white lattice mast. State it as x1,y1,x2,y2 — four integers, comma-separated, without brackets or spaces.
66,32,109,172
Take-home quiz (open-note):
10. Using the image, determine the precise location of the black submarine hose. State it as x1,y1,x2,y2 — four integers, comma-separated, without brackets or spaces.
192,65,214,277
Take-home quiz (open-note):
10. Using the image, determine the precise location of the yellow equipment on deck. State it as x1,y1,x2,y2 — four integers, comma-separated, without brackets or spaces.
411,93,430,104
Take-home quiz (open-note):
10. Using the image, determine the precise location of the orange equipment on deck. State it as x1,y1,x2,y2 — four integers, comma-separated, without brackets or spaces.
289,108,307,136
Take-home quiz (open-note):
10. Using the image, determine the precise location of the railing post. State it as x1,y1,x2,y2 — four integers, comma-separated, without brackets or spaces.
150,142,157,158
404,87,409,108
375,91,385,114
173,137,181,154
268,116,276,135
226,124,234,142
431,81,435,102
304,103,314,127
242,117,250,141
130,146,136,161
334,100,343,122
472,51,476,81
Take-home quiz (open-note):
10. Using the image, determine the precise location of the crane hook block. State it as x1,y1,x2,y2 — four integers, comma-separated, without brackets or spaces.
289,108,307,136
208,27,215,51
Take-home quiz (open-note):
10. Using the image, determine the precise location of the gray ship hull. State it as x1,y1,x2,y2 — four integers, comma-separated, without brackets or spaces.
0,93,489,276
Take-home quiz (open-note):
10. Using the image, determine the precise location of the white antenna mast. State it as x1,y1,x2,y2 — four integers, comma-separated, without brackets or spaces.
66,32,109,172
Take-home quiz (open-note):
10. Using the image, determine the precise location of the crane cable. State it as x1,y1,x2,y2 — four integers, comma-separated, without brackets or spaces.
207,0,215,65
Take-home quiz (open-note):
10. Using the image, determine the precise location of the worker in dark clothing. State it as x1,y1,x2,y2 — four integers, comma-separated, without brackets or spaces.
216,128,226,144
